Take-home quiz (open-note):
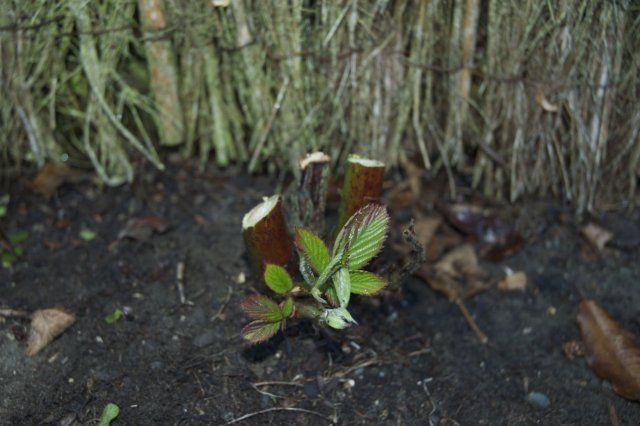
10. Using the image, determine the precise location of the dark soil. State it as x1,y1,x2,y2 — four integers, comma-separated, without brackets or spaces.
1,160,639,425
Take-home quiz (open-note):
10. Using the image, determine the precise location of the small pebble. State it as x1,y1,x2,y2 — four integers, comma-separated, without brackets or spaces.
526,391,550,409
192,330,216,348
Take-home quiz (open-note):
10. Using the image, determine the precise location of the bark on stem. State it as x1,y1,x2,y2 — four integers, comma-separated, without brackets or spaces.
286,152,331,235
138,0,184,146
242,195,294,276
336,155,385,232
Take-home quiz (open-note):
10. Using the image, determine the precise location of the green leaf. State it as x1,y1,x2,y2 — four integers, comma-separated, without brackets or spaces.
1,251,16,268
264,264,293,294
325,286,339,307
334,267,351,307
295,228,330,273
0,194,8,218
315,252,342,286
105,308,123,324
9,230,28,244
79,229,97,241
320,307,357,329
241,320,281,343
97,403,120,426
310,287,326,304
335,204,389,270
299,256,316,287
350,270,387,295
280,297,294,318
240,295,283,322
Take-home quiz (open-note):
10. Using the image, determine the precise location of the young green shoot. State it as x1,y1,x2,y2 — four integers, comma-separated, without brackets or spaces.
240,204,389,344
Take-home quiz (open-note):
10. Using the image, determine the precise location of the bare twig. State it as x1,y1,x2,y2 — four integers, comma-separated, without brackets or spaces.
454,298,488,344
225,407,331,424
210,285,233,322
175,261,193,306
0,308,31,319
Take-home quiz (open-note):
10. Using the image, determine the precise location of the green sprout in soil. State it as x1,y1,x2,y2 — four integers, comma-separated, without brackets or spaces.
79,229,97,241
104,308,123,324
1,230,28,269
240,204,389,344
97,403,120,426
0,195,8,218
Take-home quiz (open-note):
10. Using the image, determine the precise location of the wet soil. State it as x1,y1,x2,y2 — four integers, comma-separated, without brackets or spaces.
1,160,639,425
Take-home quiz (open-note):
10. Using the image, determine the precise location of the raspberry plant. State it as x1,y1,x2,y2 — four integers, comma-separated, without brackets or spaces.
240,204,389,343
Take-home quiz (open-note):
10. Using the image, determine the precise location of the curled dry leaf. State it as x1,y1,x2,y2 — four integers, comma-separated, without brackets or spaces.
577,300,640,401
31,163,86,199
497,270,527,291
438,203,524,261
118,214,170,241
414,217,442,249
26,308,76,356
581,223,613,251
417,244,488,300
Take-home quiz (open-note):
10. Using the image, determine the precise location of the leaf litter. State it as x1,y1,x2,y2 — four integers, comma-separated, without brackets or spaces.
577,300,640,401
26,308,76,356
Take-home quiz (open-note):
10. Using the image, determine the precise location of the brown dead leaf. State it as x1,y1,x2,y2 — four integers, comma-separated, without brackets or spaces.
389,159,423,209
438,202,524,261
581,223,613,251
563,340,585,360
497,270,527,291
415,244,489,343
577,299,640,401
118,214,170,241
31,163,85,199
417,244,488,300
26,308,76,356
414,216,442,248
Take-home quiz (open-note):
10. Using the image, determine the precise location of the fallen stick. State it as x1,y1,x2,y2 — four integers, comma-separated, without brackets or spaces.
225,407,330,425
336,155,385,232
455,298,488,344
242,195,294,275
175,261,193,305
0,308,30,319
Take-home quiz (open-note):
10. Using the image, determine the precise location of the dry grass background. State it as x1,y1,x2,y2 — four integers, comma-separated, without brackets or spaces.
1,0,639,213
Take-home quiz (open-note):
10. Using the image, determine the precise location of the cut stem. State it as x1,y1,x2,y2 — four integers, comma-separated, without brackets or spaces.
336,155,385,232
286,152,331,235
242,195,294,275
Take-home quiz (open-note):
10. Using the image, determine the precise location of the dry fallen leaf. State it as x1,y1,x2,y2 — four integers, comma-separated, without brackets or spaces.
577,300,640,401
26,308,76,356
581,223,613,251
414,216,442,248
388,158,424,210
417,244,487,300
416,244,489,343
563,340,585,360
31,163,85,199
497,270,527,291
438,202,524,261
118,214,170,241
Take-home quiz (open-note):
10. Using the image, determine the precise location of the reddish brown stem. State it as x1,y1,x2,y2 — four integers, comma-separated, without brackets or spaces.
286,152,331,235
336,155,385,233
242,195,294,276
